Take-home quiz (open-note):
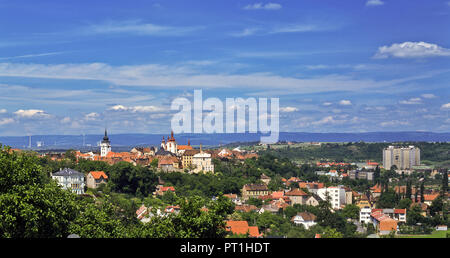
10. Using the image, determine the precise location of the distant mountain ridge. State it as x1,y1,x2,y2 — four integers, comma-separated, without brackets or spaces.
0,131,449,150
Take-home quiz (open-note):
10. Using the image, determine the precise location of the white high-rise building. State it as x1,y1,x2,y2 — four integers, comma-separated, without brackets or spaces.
317,186,346,209
383,145,420,170
100,129,111,157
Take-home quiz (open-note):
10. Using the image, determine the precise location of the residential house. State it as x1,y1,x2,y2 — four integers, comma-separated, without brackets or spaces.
260,174,271,185
154,185,176,196
86,171,108,189
225,221,262,238
291,212,317,229
224,193,242,205
371,208,407,223
304,195,320,206
242,184,269,201
285,188,308,205
360,207,372,224
370,210,398,235
235,204,259,213
51,168,85,195
423,193,440,206
370,184,382,198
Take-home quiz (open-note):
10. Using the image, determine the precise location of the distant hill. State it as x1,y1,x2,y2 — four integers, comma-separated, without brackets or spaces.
0,131,448,150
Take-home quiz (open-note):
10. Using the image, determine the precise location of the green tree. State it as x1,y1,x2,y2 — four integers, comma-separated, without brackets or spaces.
136,195,234,238
247,197,263,208
321,227,343,238
68,200,127,238
377,189,398,208
341,204,360,220
64,149,77,162
420,181,425,203
442,170,448,195
397,198,412,209
0,146,80,238
161,190,178,204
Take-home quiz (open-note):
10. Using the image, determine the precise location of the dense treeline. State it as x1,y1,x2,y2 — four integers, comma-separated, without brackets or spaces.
259,142,450,165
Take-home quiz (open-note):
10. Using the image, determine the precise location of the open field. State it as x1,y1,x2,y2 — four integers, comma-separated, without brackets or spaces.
397,230,449,238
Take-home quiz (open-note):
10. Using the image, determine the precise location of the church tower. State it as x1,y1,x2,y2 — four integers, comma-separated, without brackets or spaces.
100,129,111,157
166,131,177,154
161,136,166,150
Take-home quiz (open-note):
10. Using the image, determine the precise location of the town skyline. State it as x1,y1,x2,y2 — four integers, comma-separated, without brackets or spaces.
0,0,449,136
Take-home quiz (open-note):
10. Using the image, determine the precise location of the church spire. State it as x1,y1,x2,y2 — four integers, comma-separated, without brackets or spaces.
102,129,109,142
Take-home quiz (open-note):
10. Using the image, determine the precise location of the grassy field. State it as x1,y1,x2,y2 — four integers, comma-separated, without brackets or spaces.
397,230,449,238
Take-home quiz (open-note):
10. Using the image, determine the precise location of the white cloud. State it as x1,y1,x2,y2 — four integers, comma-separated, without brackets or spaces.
280,106,299,112
230,28,260,37
441,103,450,109
60,117,71,124
322,102,333,106
0,118,14,126
0,109,6,113
0,62,441,95
399,98,422,105
332,109,342,113
14,109,50,118
84,112,100,121
270,24,322,34
243,3,282,10
0,52,64,61
339,100,352,106
421,93,436,99
380,120,410,127
374,42,450,59
366,0,384,6
81,20,202,37
108,104,163,113
312,116,336,125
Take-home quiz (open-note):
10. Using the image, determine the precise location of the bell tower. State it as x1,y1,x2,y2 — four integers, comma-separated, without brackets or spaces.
100,129,111,157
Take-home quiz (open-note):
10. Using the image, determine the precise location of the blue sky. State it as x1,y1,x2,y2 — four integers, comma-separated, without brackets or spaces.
0,0,449,136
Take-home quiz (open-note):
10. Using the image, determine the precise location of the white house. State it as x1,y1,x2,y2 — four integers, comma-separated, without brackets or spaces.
359,207,372,224
51,168,85,195
192,146,214,173
291,212,317,229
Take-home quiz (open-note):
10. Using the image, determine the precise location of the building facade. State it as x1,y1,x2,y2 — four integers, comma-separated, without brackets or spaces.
383,145,420,170
86,171,108,189
192,147,214,173
317,186,346,209
52,168,85,194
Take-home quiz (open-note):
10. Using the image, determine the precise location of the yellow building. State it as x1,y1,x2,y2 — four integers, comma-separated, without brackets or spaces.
182,149,199,169
242,184,269,201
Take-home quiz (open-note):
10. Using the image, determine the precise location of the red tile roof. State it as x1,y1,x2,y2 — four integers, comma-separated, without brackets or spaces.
225,221,262,238
423,193,439,201
285,188,308,196
89,171,108,180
